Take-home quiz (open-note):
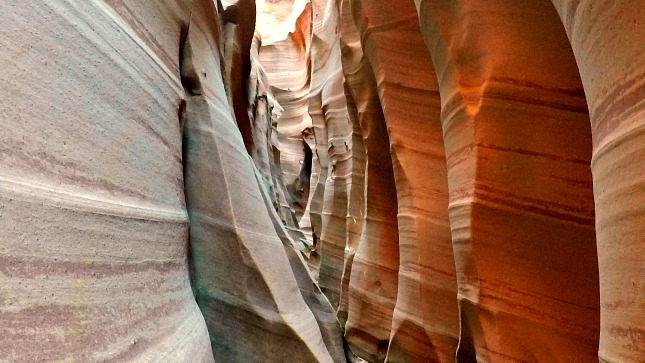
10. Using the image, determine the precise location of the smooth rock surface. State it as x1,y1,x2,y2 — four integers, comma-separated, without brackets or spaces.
182,0,340,361
550,1,645,361
415,0,600,361
2,0,644,362
0,1,214,361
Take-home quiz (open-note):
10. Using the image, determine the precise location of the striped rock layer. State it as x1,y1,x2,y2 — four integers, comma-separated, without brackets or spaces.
1,0,346,362
1,0,644,362
263,0,644,362
0,0,213,361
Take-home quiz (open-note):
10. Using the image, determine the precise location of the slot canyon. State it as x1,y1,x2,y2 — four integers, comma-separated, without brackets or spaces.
0,0,643,362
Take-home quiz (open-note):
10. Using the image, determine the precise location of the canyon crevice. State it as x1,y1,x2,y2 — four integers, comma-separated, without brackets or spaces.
0,0,643,362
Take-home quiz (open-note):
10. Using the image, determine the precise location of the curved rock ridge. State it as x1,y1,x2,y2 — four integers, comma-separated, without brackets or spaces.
337,2,399,362
309,0,353,312
345,1,461,362
0,1,214,361
299,0,641,362
333,0,461,361
414,0,600,361
182,0,344,361
548,1,645,361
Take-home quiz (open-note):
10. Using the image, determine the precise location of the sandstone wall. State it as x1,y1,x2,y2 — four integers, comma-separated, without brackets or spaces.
256,0,643,362
340,6,400,359
336,0,460,361
329,0,642,362
309,0,353,311
1,0,345,362
550,1,645,361
0,1,214,361
182,0,344,361
414,0,599,361
1,0,643,362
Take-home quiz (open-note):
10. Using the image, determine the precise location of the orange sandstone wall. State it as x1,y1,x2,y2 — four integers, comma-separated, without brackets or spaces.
414,0,600,361
340,0,460,362
337,2,400,362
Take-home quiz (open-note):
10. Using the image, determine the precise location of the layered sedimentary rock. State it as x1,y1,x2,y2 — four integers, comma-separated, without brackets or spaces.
414,0,600,361
347,1,460,362
1,0,346,361
335,0,641,362
257,0,315,227
337,2,399,361
336,1,367,331
308,0,353,310
342,66,400,362
221,0,310,252
0,1,214,361
549,2,645,361
2,0,644,362
337,0,460,361
182,0,343,361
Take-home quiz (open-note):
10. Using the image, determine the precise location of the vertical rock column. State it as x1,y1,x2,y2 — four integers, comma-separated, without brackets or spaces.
339,1,400,361
347,0,460,361
310,0,354,310
181,0,335,361
416,0,599,361
550,1,645,361
337,0,367,329
0,1,213,361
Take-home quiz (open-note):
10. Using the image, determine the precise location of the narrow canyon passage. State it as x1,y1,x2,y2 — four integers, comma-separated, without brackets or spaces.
0,0,643,363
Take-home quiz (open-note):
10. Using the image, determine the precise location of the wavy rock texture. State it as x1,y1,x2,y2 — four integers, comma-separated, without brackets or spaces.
337,2,399,361
221,0,310,252
549,1,645,361
182,0,343,361
309,0,353,311
342,57,399,363
247,38,348,360
336,0,367,331
0,1,214,361
1,0,346,361
336,0,461,361
345,1,461,362
257,0,315,231
336,0,640,362
414,0,600,361
2,0,644,362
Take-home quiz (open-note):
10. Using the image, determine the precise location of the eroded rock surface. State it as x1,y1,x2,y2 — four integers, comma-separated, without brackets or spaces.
549,1,645,361
1,0,344,362
0,1,213,361
414,0,599,361
1,0,643,362
182,0,343,361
